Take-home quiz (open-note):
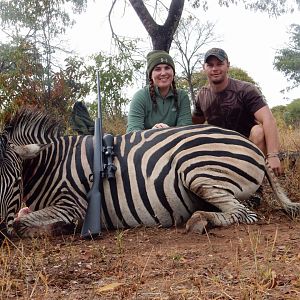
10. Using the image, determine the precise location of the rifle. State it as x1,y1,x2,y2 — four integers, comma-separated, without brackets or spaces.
81,71,103,238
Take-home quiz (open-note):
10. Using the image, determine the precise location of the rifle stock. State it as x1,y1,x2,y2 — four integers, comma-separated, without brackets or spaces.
81,71,103,238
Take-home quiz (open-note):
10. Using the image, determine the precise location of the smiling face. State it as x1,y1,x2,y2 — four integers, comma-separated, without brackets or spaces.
151,64,174,96
204,56,230,86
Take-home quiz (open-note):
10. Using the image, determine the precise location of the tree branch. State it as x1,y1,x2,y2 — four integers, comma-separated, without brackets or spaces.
129,0,185,51
128,0,158,37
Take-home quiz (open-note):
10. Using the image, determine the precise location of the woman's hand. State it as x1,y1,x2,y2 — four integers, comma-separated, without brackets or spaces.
152,123,169,129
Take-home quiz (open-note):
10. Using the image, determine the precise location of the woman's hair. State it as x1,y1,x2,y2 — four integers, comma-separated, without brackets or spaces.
149,78,179,112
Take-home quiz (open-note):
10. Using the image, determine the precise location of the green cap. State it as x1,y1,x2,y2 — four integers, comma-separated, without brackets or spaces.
204,48,228,62
146,50,175,78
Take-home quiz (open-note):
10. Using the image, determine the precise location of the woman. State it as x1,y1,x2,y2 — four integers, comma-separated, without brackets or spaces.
126,50,192,133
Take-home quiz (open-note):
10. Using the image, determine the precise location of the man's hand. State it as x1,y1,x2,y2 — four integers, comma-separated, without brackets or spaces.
267,156,282,176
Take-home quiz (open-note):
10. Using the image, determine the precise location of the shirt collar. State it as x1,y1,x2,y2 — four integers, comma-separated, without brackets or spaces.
154,86,174,98
205,77,232,93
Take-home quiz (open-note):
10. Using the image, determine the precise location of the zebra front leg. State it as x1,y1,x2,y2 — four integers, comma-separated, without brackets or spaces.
186,187,258,234
12,205,83,238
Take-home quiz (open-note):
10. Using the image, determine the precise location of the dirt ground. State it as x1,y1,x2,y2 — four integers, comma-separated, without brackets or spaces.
1,172,300,300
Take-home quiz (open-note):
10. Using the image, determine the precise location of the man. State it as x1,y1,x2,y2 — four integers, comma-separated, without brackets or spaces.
192,48,282,177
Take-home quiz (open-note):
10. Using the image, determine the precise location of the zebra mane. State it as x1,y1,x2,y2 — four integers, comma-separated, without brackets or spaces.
4,108,63,145
0,133,7,161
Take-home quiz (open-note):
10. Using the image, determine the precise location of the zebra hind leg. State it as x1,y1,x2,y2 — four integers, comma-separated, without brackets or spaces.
186,188,258,234
12,205,82,238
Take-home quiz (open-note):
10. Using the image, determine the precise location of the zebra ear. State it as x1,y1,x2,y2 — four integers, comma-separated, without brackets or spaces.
11,143,52,160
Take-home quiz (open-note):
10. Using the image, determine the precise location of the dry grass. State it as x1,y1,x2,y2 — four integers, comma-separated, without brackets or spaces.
0,127,300,300
279,126,300,152
278,126,300,201
103,116,127,136
1,221,300,299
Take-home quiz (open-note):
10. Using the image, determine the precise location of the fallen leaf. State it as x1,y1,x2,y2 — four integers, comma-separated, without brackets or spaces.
96,282,123,293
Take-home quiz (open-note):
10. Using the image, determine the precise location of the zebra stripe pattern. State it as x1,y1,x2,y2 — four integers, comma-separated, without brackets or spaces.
0,109,299,238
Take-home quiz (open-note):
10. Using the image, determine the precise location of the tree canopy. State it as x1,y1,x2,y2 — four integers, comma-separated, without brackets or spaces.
0,0,142,130
285,98,300,126
272,98,300,127
0,0,89,117
190,0,300,15
274,24,300,89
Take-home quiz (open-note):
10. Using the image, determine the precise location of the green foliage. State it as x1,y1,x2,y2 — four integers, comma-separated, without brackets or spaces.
228,67,258,85
192,71,208,89
229,67,265,97
87,51,142,134
272,99,300,128
63,56,92,101
0,41,141,133
274,24,300,89
0,0,88,121
189,0,300,16
176,71,207,101
92,52,142,118
0,1,142,133
271,105,288,128
285,98,300,127
0,41,45,121
0,0,87,34
64,48,143,135
0,43,87,128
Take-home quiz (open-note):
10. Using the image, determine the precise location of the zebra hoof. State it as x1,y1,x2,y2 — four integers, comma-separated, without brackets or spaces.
186,213,208,234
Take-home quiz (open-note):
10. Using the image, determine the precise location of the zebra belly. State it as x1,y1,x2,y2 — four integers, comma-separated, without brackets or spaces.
101,174,195,229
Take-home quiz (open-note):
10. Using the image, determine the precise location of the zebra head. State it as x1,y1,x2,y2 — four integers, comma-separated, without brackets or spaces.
0,132,49,237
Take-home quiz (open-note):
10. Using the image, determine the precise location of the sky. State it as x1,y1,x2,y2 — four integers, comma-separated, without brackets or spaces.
67,1,300,108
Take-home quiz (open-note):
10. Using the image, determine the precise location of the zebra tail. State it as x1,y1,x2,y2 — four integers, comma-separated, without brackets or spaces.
264,160,300,218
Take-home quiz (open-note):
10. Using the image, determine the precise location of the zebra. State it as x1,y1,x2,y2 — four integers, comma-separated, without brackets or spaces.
0,108,299,239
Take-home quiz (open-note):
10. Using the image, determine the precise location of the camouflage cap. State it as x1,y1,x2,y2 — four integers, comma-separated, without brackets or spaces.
204,48,228,63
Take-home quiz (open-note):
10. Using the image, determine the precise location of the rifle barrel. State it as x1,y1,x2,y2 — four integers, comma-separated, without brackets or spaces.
81,70,103,238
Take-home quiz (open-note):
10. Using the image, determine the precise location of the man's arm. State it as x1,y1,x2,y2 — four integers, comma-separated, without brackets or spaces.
254,106,282,175
192,89,206,124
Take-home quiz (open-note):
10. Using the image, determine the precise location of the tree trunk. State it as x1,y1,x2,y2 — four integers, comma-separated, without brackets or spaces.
128,0,185,52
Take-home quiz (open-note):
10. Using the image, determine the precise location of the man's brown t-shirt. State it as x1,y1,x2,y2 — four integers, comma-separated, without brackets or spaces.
193,78,267,137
